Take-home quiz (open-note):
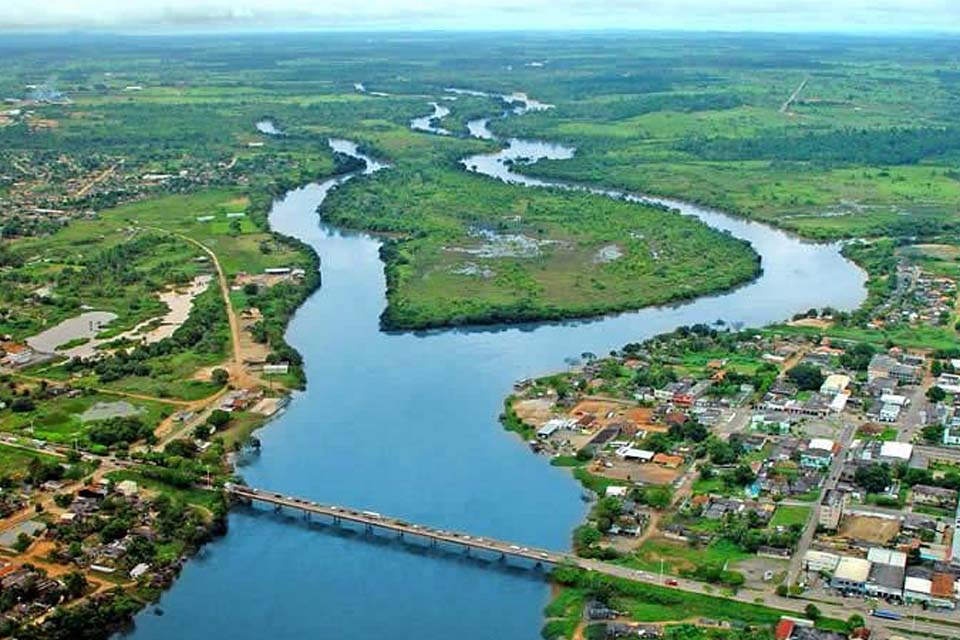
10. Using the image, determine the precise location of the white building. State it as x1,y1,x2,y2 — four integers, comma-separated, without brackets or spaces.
879,441,913,462
830,557,872,594
803,550,840,573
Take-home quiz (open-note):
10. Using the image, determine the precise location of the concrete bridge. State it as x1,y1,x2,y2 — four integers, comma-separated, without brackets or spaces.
225,483,960,637
226,483,569,566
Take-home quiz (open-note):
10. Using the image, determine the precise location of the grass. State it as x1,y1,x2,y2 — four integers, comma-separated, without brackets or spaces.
0,391,172,444
0,443,64,476
624,538,751,576
768,505,811,529
105,469,221,511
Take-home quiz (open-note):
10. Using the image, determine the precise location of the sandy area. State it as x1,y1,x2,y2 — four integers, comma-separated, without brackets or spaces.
39,275,213,359
787,317,834,330
513,398,556,426
26,311,118,355
840,514,900,544
594,459,681,485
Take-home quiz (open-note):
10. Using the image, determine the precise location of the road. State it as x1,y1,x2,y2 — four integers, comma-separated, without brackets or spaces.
786,420,857,586
780,77,809,113
142,226,262,390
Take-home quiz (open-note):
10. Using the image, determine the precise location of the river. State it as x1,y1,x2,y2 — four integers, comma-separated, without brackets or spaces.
126,95,865,640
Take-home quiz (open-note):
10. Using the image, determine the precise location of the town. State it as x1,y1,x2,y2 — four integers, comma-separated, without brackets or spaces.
507,283,960,639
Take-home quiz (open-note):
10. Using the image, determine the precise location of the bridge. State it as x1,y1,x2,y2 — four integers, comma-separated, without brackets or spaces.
226,483,569,566
225,483,960,637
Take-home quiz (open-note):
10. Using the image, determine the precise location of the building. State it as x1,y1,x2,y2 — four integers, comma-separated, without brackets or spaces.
819,490,847,530
935,373,960,394
831,556,872,595
879,441,913,463
879,403,902,423
944,426,960,447
803,550,840,573
952,501,960,567
904,576,932,604
868,354,921,384
820,374,851,395
931,573,956,609
865,562,905,600
800,448,833,469
912,485,958,509
867,548,907,568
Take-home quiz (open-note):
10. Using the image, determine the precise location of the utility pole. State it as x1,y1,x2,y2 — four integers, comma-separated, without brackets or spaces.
660,558,664,585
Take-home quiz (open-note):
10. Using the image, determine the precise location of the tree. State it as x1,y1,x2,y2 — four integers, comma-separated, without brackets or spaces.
776,584,788,597
62,571,88,599
846,614,865,632
13,532,32,552
786,364,824,391
855,463,892,494
211,368,230,386
926,385,947,403
206,409,231,429
804,604,821,620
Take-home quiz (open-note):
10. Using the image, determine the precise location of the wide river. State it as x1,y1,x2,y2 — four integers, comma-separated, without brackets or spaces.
127,98,866,639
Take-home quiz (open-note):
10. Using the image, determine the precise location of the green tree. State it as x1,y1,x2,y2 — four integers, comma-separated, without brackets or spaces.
211,368,230,386
927,385,947,403
206,409,231,429
855,463,892,494
63,571,88,599
804,603,821,620
786,363,824,391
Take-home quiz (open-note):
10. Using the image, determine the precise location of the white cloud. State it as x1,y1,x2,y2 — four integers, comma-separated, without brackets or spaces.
1,0,958,31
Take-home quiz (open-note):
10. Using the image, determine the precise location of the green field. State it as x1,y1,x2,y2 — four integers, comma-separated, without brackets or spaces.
768,505,811,529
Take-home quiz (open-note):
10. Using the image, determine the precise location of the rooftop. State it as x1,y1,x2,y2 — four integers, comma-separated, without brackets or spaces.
834,556,871,583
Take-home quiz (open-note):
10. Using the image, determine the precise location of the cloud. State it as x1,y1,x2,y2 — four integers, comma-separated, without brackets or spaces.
1,0,958,31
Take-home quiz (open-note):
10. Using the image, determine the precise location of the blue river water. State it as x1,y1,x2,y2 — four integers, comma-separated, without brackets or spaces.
126,112,866,639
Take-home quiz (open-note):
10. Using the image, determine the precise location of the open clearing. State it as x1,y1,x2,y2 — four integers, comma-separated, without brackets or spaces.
839,513,900,544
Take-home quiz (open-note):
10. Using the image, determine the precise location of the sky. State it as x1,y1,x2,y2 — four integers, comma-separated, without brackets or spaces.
1,0,959,33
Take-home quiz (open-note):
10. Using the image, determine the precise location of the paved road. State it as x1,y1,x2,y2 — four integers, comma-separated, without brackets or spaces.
787,421,857,586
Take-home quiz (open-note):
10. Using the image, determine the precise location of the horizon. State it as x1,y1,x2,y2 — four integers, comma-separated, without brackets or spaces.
2,0,959,34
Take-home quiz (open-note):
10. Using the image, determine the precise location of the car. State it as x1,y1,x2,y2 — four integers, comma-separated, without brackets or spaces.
665,579,679,587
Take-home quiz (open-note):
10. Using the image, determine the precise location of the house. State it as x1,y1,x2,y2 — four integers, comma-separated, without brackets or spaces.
800,448,832,470
537,420,564,440
0,343,34,366
912,485,958,509
819,490,847,530
790,627,848,640
652,453,683,468
943,424,960,447
930,573,956,609
830,556,872,594
935,373,960,394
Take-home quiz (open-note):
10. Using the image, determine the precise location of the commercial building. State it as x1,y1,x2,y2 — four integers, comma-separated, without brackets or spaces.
830,556,872,595
865,562,905,600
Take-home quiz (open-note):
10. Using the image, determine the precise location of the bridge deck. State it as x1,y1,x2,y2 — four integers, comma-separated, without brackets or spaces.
226,483,570,565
